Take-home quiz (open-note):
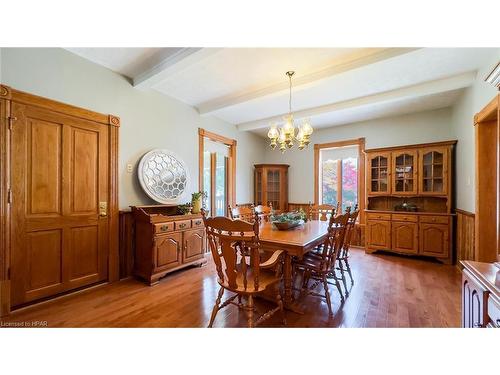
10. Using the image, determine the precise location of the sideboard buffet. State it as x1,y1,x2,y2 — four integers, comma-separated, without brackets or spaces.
365,140,456,264
132,205,206,285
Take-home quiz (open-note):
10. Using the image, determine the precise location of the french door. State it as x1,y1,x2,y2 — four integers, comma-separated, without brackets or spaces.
203,149,229,217
199,129,236,217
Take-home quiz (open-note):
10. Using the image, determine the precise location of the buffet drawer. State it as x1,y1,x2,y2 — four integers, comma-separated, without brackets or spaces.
419,215,449,224
366,212,391,221
175,219,192,230
391,213,418,222
154,222,174,234
192,218,204,228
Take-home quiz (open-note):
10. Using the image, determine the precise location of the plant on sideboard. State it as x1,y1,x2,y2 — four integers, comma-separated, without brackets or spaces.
191,191,207,214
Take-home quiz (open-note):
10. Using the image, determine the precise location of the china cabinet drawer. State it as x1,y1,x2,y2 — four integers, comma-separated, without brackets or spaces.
154,222,174,234
391,214,417,222
487,298,500,327
419,215,449,224
192,218,204,228
175,220,192,230
366,212,391,221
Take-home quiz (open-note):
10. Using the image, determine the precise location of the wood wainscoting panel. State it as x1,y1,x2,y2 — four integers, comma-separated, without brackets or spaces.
119,211,135,279
456,209,475,262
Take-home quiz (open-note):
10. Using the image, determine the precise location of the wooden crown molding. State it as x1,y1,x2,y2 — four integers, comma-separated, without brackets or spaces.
314,137,365,150
0,83,119,127
474,94,499,124
198,128,236,146
0,84,12,99
365,139,457,153
109,115,121,127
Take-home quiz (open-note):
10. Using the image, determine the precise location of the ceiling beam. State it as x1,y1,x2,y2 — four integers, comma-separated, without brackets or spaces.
133,48,222,89
236,71,477,131
197,47,421,116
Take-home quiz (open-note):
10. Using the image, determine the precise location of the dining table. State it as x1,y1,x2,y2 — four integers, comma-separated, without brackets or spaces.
258,220,331,313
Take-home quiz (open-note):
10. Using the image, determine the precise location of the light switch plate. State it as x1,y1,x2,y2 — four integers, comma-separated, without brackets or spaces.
126,164,133,173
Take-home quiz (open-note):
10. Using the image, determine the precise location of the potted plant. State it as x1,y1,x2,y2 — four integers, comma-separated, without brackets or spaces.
191,191,206,214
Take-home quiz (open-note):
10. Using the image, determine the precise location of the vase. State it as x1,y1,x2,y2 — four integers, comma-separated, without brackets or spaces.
192,197,202,214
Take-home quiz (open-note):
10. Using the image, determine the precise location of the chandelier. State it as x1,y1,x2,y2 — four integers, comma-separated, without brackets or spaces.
267,71,313,152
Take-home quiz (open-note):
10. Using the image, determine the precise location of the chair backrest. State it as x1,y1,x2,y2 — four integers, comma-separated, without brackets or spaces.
228,204,255,222
254,203,273,223
316,209,350,271
202,211,264,292
335,201,342,215
308,203,335,221
342,205,360,254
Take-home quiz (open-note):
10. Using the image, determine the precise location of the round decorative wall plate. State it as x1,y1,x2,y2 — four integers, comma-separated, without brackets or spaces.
137,149,190,204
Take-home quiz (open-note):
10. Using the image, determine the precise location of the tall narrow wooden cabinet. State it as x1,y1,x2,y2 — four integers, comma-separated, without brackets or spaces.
0,84,119,316
365,140,456,264
254,164,289,211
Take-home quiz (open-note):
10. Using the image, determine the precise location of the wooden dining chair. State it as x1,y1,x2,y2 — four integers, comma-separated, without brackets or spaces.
293,211,350,315
308,203,335,221
202,210,286,328
228,204,255,222
254,203,273,223
333,204,359,295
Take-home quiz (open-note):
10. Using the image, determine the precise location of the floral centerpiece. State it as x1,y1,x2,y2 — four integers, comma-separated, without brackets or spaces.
270,209,307,230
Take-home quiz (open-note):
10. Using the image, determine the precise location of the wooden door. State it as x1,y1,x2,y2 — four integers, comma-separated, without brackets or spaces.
419,223,449,257
366,220,391,250
10,103,110,306
183,229,205,263
391,221,418,254
154,233,181,271
391,150,417,195
418,147,448,195
367,152,391,195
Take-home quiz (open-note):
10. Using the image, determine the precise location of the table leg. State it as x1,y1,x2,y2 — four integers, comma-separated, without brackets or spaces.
283,252,305,315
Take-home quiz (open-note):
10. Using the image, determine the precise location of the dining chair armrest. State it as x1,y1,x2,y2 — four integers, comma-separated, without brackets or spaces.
260,250,285,269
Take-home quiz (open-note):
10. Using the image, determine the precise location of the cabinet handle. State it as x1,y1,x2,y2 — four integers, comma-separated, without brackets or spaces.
473,322,483,328
179,223,186,228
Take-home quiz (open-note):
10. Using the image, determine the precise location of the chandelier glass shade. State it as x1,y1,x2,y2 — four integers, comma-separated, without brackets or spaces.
267,71,313,152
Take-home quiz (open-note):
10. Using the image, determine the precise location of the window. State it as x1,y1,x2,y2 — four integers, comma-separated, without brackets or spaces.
314,139,365,218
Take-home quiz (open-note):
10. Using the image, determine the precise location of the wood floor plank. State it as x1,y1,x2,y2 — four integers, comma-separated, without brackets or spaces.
0,248,462,328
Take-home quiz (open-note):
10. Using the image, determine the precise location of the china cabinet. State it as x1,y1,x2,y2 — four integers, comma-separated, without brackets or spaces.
254,164,289,211
365,140,456,263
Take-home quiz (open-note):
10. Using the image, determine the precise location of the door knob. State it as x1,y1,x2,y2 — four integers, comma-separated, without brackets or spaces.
99,202,108,217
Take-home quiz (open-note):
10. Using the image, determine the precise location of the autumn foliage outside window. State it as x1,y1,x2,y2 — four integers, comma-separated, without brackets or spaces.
320,146,358,212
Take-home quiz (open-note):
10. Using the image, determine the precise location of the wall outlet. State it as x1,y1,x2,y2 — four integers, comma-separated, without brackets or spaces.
126,164,133,173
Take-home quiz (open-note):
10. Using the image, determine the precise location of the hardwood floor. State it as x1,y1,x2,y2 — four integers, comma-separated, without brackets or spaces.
0,248,461,328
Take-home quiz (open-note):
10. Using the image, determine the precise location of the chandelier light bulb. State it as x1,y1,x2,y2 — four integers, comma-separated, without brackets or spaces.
267,125,279,139
301,120,313,136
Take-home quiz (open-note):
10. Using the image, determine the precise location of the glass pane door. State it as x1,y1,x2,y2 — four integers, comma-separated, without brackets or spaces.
266,169,281,209
203,151,211,214
393,152,416,194
214,153,227,216
370,154,389,194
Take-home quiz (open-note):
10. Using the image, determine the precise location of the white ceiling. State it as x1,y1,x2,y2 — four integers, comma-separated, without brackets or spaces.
65,47,500,136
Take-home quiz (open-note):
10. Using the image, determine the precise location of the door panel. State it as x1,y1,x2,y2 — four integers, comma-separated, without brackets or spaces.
27,119,63,216
155,233,181,271
69,226,99,280
26,230,63,291
10,103,110,306
366,220,391,249
71,128,99,213
419,223,449,257
392,221,418,254
183,229,205,262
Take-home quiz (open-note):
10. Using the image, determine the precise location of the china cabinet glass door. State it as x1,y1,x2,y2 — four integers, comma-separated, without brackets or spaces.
419,147,448,195
368,153,391,195
392,150,417,195
266,169,281,209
